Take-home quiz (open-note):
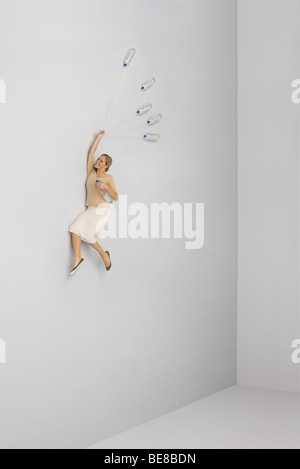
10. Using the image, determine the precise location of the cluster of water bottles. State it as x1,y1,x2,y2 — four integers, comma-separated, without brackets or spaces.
103,48,162,142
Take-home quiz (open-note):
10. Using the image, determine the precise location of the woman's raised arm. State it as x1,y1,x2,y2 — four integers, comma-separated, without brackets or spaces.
87,130,105,176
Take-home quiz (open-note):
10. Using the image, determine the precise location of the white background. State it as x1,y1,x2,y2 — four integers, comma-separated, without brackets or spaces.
0,0,237,449
238,0,300,393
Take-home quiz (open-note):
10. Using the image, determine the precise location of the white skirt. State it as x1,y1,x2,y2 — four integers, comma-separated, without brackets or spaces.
68,203,110,244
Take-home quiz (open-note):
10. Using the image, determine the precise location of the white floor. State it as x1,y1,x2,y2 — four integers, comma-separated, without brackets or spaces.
88,386,300,450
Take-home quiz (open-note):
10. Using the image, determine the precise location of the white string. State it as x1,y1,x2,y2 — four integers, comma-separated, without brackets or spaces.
108,114,139,132
111,123,147,133
107,124,148,136
106,132,142,141
107,88,141,129
103,67,125,130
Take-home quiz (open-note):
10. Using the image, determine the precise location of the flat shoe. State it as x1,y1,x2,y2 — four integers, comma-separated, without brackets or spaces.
70,258,85,276
105,251,112,271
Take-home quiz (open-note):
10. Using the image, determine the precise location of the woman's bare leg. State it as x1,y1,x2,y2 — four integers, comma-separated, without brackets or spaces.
71,233,82,268
89,242,110,267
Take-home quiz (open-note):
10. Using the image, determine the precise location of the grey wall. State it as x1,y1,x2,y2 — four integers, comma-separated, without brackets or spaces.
0,0,237,448
238,0,300,393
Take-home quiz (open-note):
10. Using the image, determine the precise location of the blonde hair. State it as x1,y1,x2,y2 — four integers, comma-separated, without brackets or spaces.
102,154,113,172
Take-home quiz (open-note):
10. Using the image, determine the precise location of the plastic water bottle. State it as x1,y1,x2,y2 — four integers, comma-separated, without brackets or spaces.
123,48,136,67
141,77,156,91
143,133,160,142
137,103,152,116
147,114,162,126
96,180,113,203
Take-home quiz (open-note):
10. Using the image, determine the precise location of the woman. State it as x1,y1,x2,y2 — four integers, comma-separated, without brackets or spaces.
68,130,119,275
